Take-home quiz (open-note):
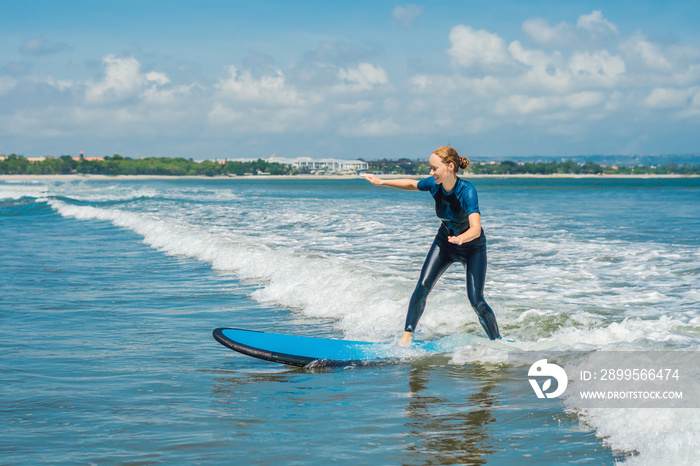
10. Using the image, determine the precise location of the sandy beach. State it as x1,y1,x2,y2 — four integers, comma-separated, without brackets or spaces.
1,173,697,182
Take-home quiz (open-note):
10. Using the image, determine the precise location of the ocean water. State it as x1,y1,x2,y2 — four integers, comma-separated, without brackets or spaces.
1,176,698,465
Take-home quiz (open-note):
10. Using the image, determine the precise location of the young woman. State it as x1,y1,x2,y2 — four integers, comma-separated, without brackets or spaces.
362,146,500,346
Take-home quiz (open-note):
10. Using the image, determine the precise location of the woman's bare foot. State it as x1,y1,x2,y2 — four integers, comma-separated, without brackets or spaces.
398,331,413,347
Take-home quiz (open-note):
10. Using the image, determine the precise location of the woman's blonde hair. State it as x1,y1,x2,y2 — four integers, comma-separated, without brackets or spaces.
433,145,469,174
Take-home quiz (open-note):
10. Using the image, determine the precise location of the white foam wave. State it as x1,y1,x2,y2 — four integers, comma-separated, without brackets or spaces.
47,199,412,341
560,350,700,466
65,185,160,202
1,180,244,204
46,194,700,347
41,180,700,466
0,182,49,200
1,179,43,184
159,187,240,202
579,407,699,465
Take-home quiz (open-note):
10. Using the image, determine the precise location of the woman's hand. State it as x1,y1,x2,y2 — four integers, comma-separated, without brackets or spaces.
448,213,482,245
447,235,464,245
361,174,384,186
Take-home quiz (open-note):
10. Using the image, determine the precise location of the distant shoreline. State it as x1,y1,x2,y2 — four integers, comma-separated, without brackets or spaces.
1,173,698,181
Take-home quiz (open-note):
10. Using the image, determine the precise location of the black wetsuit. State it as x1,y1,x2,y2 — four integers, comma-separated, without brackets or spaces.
405,177,500,340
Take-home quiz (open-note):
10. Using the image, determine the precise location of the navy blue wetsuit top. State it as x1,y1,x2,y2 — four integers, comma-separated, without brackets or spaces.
417,176,484,239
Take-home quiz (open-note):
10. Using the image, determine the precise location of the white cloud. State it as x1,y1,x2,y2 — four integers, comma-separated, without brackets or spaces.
84,55,179,107
643,88,694,109
620,34,673,71
568,51,626,87
409,73,502,98
495,94,552,115
25,75,74,92
522,18,576,47
672,64,700,87
85,55,145,103
447,25,511,68
688,91,700,113
208,62,391,134
1,55,203,146
336,62,388,91
146,71,171,86
207,102,316,134
207,102,246,126
337,100,374,113
567,91,606,109
508,41,570,92
339,117,401,137
2,9,699,158
392,4,423,28
210,66,320,132
21,37,69,55
0,76,18,95
142,83,196,106
494,92,604,116
523,10,618,48
45,76,74,91
604,91,624,111
215,65,303,106
576,10,618,36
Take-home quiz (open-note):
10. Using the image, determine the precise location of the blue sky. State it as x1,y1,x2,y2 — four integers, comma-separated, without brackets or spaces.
2,1,699,160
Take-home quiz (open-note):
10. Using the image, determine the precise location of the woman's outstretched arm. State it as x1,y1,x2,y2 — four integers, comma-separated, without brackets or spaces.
361,174,419,191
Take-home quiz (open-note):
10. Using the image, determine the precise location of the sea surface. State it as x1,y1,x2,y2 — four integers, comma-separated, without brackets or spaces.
1,176,698,465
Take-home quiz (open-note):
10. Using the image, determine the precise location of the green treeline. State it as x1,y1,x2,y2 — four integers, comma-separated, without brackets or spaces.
1,153,698,176
469,160,699,175
367,158,699,176
0,154,303,176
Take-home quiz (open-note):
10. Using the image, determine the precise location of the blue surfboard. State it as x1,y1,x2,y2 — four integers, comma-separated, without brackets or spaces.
213,327,513,367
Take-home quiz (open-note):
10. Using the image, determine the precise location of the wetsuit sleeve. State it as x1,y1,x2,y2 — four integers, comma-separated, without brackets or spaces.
417,176,437,194
463,183,480,216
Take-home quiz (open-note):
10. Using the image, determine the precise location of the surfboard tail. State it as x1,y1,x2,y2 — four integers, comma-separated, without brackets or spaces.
213,328,318,367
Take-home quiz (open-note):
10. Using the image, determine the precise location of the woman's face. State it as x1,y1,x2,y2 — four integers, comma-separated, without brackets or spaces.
428,153,454,185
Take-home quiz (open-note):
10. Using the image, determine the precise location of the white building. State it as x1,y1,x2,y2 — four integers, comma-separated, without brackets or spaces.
227,155,368,173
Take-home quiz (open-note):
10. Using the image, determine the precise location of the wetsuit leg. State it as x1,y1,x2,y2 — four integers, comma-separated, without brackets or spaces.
463,246,500,340
404,238,454,333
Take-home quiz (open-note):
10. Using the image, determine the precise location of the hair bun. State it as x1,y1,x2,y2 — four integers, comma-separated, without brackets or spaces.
432,145,469,173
